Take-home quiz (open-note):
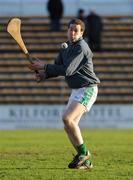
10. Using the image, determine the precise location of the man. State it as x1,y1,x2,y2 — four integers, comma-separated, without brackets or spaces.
29,19,100,169
86,9,103,52
47,0,63,31
77,9,85,22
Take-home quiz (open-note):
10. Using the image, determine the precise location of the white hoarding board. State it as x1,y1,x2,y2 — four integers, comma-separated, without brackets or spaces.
0,105,133,129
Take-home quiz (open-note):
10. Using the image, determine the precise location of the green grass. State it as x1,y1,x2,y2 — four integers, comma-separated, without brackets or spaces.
0,129,132,180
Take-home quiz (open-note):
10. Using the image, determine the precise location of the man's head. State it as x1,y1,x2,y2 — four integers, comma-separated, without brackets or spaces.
67,18,85,42
78,9,85,17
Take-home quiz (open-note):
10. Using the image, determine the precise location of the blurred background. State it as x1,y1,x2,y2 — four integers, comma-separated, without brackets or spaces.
0,0,133,129
0,0,133,16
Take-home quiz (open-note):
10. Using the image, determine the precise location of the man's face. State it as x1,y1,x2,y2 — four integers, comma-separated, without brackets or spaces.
67,24,83,42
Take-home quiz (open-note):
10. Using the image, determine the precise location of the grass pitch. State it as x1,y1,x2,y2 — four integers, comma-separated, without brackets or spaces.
0,129,132,180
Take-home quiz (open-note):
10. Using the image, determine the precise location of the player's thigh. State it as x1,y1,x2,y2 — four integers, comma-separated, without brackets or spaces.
63,100,86,123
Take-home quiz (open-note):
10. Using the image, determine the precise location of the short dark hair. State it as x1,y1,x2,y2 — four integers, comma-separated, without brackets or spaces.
68,18,85,32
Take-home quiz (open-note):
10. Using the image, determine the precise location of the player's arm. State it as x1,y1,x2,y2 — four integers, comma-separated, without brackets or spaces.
46,45,87,77
29,45,87,79
28,52,63,80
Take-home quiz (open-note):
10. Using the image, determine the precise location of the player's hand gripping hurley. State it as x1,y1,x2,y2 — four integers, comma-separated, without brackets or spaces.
7,18,40,82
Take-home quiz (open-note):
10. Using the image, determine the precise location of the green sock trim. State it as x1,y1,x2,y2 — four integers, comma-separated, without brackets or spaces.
77,143,87,155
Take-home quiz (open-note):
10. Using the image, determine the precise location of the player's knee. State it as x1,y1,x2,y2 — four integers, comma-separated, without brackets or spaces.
62,115,72,128
62,114,69,125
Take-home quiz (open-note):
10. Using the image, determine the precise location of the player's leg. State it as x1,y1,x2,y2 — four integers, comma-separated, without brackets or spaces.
63,101,85,150
64,111,83,152
63,101,90,168
63,85,98,169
